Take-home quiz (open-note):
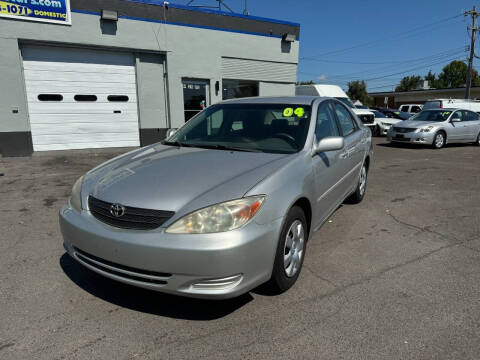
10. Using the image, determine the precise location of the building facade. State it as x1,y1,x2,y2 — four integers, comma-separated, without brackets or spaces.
0,0,300,156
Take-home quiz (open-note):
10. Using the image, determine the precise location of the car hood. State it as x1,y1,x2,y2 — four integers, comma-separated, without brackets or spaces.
352,109,374,116
396,120,442,128
378,117,401,125
84,144,292,213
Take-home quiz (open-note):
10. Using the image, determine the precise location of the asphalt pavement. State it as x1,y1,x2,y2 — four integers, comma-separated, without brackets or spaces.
1,138,479,359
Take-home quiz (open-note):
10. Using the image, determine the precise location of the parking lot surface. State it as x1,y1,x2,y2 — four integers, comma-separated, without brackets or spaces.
1,138,480,359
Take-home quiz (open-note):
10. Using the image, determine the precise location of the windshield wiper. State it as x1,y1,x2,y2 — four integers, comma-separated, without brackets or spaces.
191,144,263,153
161,140,195,147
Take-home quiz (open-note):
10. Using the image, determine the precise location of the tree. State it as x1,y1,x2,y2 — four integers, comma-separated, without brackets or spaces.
395,75,422,92
436,60,480,88
296,80,315,85
424,70,437,88
347,80,372,105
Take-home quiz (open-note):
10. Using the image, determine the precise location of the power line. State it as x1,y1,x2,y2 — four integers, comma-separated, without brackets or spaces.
303,13,464,58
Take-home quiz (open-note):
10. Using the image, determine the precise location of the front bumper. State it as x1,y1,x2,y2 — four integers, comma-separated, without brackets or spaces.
59,205,283,299
387,130,435,144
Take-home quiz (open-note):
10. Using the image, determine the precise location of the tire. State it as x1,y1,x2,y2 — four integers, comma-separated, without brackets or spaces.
432,131,446,149
475,133,480,146
346,162,368,204
267,206,307,294
372,125,380,137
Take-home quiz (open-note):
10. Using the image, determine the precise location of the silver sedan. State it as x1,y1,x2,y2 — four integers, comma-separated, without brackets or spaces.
60,96,373,299
387,108,480,149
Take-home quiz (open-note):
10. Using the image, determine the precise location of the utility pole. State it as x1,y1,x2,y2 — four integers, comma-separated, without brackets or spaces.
465,6,479,99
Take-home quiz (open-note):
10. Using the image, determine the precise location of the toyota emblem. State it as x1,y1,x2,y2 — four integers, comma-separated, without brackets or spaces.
110,203,126,217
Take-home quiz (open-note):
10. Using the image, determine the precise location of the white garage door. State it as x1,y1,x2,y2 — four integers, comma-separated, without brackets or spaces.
22,45,140,151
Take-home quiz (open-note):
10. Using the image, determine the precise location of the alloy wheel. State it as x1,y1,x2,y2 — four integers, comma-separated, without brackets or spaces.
283,220,305,278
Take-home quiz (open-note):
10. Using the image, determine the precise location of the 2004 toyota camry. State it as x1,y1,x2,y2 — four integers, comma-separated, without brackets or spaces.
60,96,373,299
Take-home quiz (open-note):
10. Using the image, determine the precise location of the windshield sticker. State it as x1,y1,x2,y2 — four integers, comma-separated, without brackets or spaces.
443,111,451,117
283,107,305,117
294,107,305,117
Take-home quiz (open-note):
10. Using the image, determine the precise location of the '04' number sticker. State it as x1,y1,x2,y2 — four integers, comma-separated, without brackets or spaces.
283,107,305,117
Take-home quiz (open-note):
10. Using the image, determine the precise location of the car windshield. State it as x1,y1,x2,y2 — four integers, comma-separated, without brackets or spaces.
373,111,386,118
334,97,355,108
166,103,312,154
393,111,411,120
410,110,452,122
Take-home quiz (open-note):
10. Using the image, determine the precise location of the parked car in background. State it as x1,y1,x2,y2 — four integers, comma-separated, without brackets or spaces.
371,107,412,120
60,96,373,299
423,99,480,112
372,110,402,136
387,108,480,149
296,84,376,130
399,104,423,114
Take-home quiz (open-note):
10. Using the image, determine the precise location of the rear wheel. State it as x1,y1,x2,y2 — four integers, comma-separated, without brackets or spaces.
267,206,307,293
432,131,446,149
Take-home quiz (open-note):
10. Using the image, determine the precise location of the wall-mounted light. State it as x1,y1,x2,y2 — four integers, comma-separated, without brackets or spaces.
282,33,296,43
101,9,118,21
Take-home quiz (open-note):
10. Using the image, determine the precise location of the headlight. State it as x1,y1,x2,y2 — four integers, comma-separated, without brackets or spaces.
420,126,434,132
381,122,391,126
166,196,265,234
69,175,84,213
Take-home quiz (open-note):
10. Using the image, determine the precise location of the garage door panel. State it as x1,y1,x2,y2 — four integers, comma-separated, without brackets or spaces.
34,140,140,152
22,45,140,151
23,63,136,75
26,94,138,104
28,114,139,124
30,122,139,135
32,132,140,145
23,70,136,84
25,84,138,95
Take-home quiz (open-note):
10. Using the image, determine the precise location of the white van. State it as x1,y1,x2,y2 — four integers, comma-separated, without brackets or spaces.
296,84,375,128
423,99,480,112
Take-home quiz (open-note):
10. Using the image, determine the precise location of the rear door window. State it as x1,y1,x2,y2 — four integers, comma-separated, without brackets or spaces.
399,105,408,112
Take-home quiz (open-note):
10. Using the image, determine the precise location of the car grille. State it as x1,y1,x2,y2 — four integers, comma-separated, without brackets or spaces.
73,247,171,285
359,114,375,124
88,196,175,230
393,127,416,133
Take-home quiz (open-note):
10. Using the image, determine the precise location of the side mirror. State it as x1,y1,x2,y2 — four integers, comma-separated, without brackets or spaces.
313,136,344,155
450,117,461,123
165,128,178,139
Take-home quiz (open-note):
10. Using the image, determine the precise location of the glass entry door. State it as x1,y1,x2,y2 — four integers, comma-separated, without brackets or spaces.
182,79,209,122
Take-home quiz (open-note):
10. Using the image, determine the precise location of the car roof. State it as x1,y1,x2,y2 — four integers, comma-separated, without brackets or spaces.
219,96,326,105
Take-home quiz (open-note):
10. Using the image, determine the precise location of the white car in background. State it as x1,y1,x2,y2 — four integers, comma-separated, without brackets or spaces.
399,104,423,114
296,84,376,130
372,110,402,136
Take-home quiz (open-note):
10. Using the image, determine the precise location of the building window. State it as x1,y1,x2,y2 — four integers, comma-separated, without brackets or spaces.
38,94,63,101
108,95,129,102
222,79,259,100
74,95,97,102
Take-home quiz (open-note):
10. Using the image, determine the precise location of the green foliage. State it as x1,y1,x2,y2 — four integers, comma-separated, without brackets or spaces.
347,80,373,106
395,75,422,92
296,80,315,85
436,60,480,88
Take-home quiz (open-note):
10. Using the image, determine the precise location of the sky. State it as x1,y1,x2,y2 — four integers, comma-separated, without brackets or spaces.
175,0,479,92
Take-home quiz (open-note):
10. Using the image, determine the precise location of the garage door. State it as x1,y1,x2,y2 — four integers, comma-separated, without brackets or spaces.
22,46,140,151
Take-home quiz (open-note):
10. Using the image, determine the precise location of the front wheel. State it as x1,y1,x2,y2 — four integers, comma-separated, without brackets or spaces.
346,162,368,204
432,131,446,149
267,206,307,294
475,133,480,146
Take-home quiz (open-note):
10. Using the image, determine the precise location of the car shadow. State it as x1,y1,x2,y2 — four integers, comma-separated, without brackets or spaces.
375,142,473,150
59,253,253,320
